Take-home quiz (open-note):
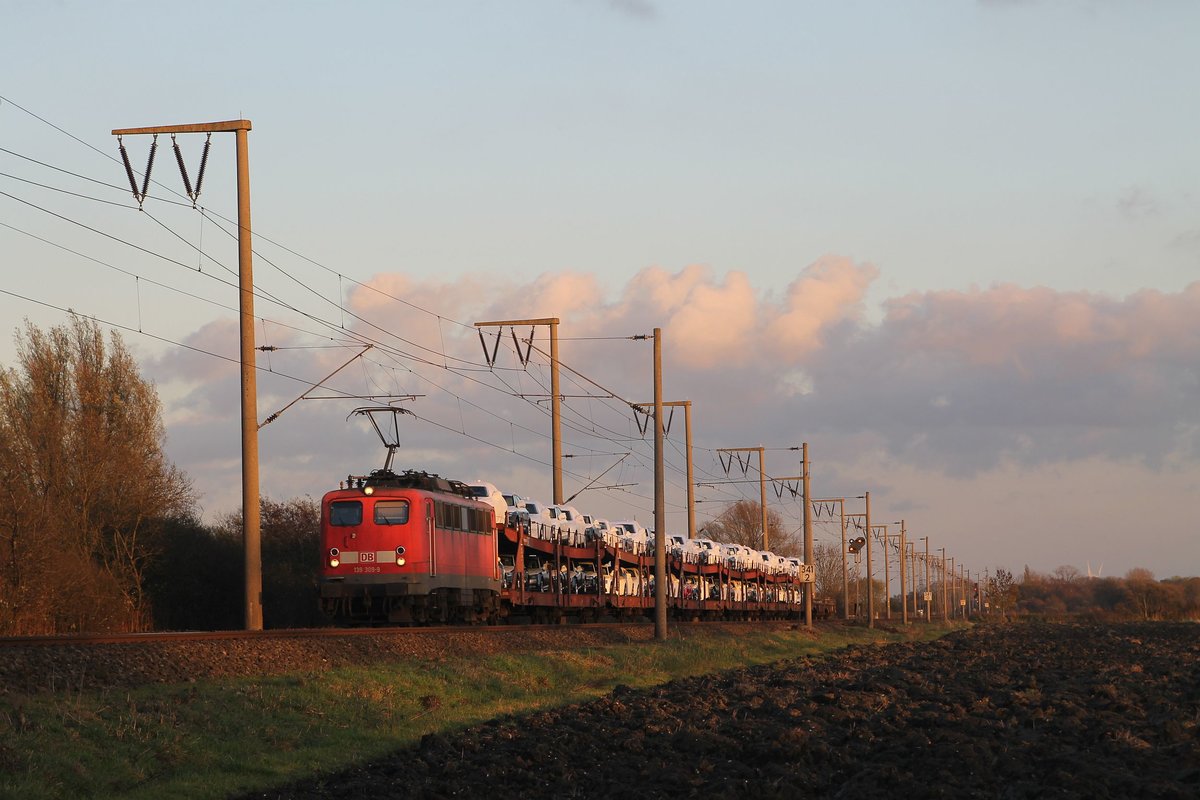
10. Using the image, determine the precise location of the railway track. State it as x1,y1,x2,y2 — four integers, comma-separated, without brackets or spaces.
0,619,820,694
0,624,525,648
0,617,807,648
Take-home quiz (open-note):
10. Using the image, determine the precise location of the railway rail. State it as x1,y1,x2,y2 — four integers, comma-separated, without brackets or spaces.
0,620,825,694
0,617,806,648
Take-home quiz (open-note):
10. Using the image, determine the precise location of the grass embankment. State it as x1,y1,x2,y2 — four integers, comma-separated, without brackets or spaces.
0,622,956,799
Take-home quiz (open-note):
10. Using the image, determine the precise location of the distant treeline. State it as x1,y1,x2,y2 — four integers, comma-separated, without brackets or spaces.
1005,566,1200,622
144,498,322,632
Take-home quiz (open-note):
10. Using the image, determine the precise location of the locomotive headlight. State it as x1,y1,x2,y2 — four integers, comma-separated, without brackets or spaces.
363,486,374,496
328,547,340,568
396,557,406,566
329,557,340,568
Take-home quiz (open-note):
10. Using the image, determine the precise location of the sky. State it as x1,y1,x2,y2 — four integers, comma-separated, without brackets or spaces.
2,0,1198,584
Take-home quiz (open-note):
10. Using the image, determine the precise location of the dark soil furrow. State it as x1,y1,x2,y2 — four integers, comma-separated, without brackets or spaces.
241,622,1200,799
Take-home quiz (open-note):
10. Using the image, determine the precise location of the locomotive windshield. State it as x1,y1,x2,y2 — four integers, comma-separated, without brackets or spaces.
330,501,363,526
374,500,410,525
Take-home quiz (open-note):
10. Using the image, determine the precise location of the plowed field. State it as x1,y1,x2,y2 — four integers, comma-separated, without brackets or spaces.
241,622,1200,799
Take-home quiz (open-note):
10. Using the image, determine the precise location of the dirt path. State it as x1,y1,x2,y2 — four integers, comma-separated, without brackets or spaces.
238,622,1200,799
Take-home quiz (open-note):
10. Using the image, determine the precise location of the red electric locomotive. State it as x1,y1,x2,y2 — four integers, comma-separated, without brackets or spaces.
317,408,502,624
318,408,815,625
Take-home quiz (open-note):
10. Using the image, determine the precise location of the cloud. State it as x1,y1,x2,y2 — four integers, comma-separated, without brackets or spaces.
336,264,1200,479
881,283,1200,368
766,256,878,358
616,266,759,369
797,281,1200,472
348,260,878,372
1168,228,1200,253
1116,185,1161,221
150,318,240,385
600,0,657,20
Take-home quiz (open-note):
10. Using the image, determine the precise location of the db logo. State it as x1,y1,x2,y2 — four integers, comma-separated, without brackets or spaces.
360,551,376,563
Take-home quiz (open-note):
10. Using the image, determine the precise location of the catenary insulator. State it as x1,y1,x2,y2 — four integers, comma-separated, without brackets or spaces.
138,135,158,204
172,135,194,197
118,139,140,202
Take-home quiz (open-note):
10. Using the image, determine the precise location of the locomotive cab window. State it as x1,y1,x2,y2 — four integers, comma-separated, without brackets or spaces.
374,500,410,525
330,501,363,526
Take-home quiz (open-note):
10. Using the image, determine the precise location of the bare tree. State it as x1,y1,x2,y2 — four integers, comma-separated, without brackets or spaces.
1123,567,1171,620
811,540,844,604
1051,565,1082,583
851,575,887,619
989,568,1018,618
700,500,799,555
0,317,192,634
